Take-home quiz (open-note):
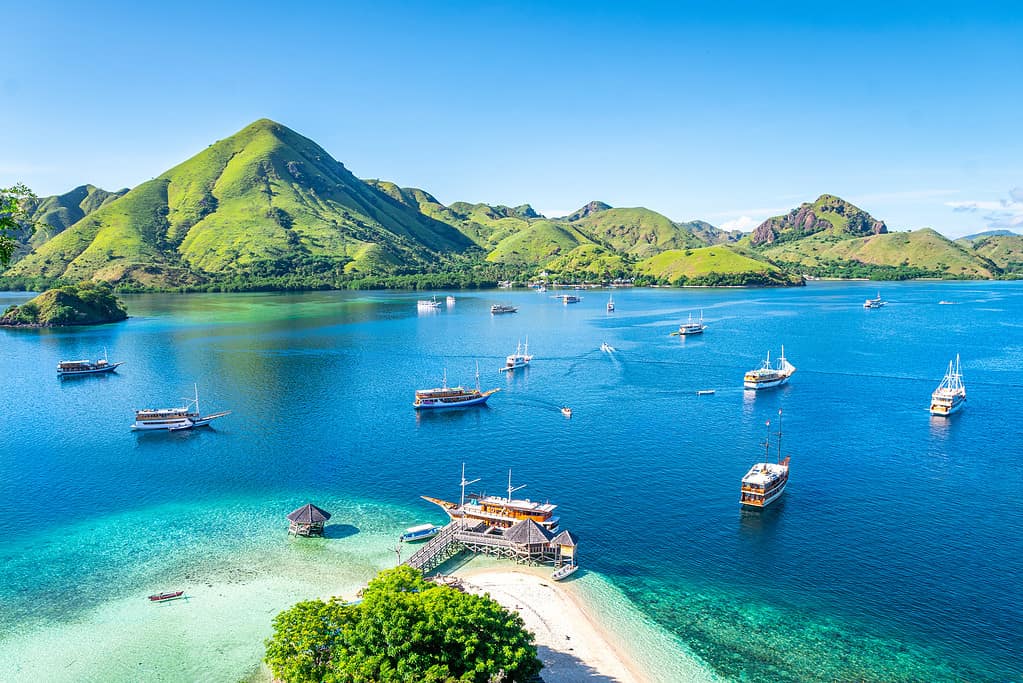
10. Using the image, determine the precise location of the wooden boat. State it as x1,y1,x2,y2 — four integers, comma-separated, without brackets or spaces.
132,385,231,431
930,354,966,416
148,590,184,602
740,410,790,508
743,347,795,390
414,365,499,409
863,292,886,308
678,311,706,335
423,464,560,531
57,349,123,377
491,304,518,314
500,339,533,372
552,564,579,581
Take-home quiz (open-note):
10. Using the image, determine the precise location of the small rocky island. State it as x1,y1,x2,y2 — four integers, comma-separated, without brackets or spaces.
1,283,128,327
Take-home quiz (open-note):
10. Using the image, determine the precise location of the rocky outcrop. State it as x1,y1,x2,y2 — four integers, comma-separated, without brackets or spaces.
751,194,886,246
565,201,612,222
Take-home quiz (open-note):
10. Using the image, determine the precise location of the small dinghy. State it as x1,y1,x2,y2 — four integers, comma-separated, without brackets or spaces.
561,407,573,418
551,565,579,581
148,590,184,602
697,390,715,396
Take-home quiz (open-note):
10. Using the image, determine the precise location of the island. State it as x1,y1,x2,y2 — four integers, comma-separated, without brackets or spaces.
0,282,127,327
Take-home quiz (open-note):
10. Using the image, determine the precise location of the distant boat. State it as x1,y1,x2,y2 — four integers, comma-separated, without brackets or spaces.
938,300,956,305
863,292,886,308
678,311,706,336
607,294,615,312
561,407,573,418
414,365,499,409
536,285,547,293
500,339,533,372
57,349,123,377
446,295,456,305
418,296,441,309
930,354,966,416
554,294,581,304
600,342,615,353
740,409,790,508
743,347,795,390
696,390,715,396
400,524,441,543
551,564,579,581
491,304,518,314
148,590,185,602
132,385,230,431
498,280,513,289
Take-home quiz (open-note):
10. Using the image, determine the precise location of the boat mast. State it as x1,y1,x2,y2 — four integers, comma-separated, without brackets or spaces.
507,469,526,501
194,383,200,416
460,462,480,508
776,409,783,463
475,361,480,391
762,419,771,463
443,368,448,390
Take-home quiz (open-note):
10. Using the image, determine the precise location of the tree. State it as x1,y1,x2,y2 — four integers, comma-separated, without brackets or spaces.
0,183,35,268
265,566,542,683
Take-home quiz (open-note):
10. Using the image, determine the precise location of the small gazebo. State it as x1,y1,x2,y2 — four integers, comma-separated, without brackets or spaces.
550,529,579,567
504,519,553,563
287,503,331,537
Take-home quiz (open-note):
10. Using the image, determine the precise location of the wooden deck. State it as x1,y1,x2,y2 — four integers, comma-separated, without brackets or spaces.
404,520,559,572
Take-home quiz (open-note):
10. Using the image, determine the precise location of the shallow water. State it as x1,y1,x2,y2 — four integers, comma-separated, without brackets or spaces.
0,282,1020,681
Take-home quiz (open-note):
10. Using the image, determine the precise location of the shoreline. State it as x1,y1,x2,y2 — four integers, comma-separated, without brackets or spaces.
454,566,646,683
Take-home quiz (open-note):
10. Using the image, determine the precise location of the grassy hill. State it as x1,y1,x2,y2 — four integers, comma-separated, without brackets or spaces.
13,184,126,257
752,194,887,246
636,245,799,286
543,244,631,278
7,120,473,288
485,220,596,266
957,234,1023,274
568,207,704,257
0,282,127,326
761,228,997,278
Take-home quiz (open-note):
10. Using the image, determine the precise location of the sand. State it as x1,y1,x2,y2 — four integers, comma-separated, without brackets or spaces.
455,567,644,683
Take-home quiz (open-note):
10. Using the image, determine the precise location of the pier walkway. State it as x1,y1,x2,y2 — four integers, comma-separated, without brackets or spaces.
404,519,567,572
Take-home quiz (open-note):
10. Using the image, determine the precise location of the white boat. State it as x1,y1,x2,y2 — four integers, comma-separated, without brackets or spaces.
743,347,795,390
678,311,706,335
500,339,533,372
422,465,560,531
491,304,518,314
930,354,966,416
418,296,441,309
607,294,615,312
551,564,579,581
446,296,456,305
58,349,123,377
498,280,513,289
132,385,231,431
600,342,615,353
414,365,499,409
696,389,715,396
556,295,581,304
740,410,790,508
561,406,573,418
399,523,441,543
863,292,886,308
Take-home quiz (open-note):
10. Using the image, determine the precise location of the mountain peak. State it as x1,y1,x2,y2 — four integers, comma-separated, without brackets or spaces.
565,201,612,222
751,194,887,246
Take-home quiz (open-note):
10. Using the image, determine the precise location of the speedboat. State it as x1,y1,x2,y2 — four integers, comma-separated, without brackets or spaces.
400,524,441,543
551,564,579,581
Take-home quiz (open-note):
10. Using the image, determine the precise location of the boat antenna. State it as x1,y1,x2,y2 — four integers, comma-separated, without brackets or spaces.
507,469,526,501
460,463,480,508
776,409,783,463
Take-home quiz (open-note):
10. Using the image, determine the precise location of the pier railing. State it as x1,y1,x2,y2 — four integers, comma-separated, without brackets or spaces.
404,521,550,572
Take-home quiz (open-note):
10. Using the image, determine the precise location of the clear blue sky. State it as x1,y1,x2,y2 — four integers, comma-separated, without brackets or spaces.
3,1,1021,237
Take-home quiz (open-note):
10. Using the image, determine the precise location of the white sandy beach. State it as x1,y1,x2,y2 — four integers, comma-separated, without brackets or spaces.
455,567,644,683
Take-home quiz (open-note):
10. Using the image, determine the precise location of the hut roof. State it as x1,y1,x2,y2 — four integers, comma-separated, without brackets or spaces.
505,519,553,545
550,530,579,547
287,503,332,524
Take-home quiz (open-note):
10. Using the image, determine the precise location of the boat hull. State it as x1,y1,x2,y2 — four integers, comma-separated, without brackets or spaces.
740,481,787,508
930,396,966,416
500,361,530,372
400,528,440,543
414,393,494,409
58,362,122,377
744,376,790,390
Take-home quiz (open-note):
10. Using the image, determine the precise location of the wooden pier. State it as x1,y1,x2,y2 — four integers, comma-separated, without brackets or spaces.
404,518,578,573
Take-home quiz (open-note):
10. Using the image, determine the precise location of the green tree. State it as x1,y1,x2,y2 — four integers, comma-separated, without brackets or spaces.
0,183,35,268
265,566,542,683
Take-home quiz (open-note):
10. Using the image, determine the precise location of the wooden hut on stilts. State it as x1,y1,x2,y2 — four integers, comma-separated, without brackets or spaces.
287,503,331,536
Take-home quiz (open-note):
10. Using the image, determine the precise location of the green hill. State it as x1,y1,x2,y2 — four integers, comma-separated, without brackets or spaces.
486,220,596,265
636,245,798,286
957,234,1023,273
751,194,887,246
568,206,704,257
7,119,473,288
543,244,631,278
0,282,127,327
13,184,126,257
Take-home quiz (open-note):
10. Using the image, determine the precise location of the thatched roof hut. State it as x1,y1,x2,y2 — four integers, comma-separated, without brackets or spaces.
505,519,553,546
550,530,578,547
287,503,331,536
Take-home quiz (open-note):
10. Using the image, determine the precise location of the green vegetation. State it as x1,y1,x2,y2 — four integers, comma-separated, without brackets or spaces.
0,184,36,268
15,184,126,255
635,245,800,286
264,566,541,683
958,234,1023,275
568,207,704,257
0,282,127,326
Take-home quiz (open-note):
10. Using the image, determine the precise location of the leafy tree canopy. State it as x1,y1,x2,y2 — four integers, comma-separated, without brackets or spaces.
0,183,35,268
265,566,542,683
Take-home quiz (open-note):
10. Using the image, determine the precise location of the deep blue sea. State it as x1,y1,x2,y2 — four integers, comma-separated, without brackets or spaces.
0,282,1020,682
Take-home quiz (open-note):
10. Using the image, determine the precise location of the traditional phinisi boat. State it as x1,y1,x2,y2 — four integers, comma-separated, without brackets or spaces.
422,464,560,531
930,354,966,416
57,349,123,377
132,385,231,431
678,311,706,335
557,295,581,304
491,304,518,314
740,410,790,508
743,347,795,390
500,339,533,372
863,292,886,308
418,296,441,309
414,364,499,409
399,524,441,543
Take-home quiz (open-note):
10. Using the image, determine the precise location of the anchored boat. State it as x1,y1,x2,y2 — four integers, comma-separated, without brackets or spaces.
422,464,560,531
930,354,966,416
400,524,441,543
500,339,533,372
57,351,123,377
678,311,706,336
417,296,442,309
490,304,518,314
863,292,886,308
607,294,615,312
132,385,231,431
600,341,615,353
148,590,185,602
414,365,499,409
743,347,795,390
740,410,790,508
551,564,579,581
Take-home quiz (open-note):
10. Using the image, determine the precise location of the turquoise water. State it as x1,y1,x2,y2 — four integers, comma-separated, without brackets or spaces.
1,283,1020,681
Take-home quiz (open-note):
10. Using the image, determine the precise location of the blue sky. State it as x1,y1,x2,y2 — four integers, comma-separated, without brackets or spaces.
3,1,1021,237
